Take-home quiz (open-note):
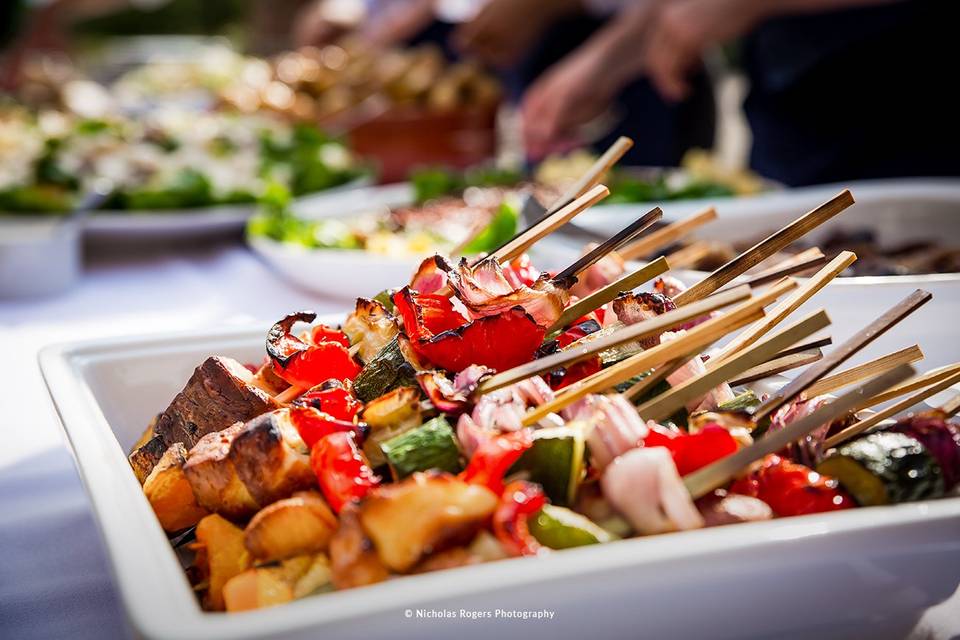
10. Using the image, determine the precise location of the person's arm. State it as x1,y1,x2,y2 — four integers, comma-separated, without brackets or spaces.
643,0,906,101
519,1,661,157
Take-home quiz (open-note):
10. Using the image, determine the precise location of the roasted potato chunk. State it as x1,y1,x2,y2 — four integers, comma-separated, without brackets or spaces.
143,443,208,532
229,411,316,506
250,359,290,396
193,514,251,611
244,491,337,562
329,505,390,590
359,472,497,572
222,554,331,612
184,423,260,521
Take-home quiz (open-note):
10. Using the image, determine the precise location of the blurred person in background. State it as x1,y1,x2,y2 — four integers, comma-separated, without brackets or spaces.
461,0,956,186
296,0,716,167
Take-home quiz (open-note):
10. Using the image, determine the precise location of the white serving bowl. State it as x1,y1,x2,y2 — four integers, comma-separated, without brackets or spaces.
0,215,81,298
40,322,960,640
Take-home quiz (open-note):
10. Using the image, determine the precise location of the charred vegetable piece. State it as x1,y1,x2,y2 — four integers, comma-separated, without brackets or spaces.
343,298,399,363
267,312,360,388
461,429,534,495
295,379,363,423
731,454,855,516
817,432,944,506
889,412,960,491
394,287,545,373
493,481,548,557
228,411,317,507
416,365,493,414
717,390,760,413
509,426,585,506
359,386,423,466
193,514,252,611
143,443,208,532
359,472,498,572
353,338,420,403
528,505,615,549
288,405,367,450
310,431,380,512
183,423,261,521
129,435,167,485
244,491,337,562
381,417,463,480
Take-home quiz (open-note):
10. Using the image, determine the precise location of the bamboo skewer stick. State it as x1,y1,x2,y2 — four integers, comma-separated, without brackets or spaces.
673,190,855,305
752,288,932,420
823,367,960,449
803,345,925,398
275,385,303,404
552,208,663,285
623,357,688,401
478,284,752,395
940,393,960,418
545,136,633,215
707,251,857,368
732,248,828,289
547,257,670,333
728,348,824,387
664,242,713,271
618,207,717,261
521,279,797,424
852,363,960,413
771,335,833,358
636,309,831,423
491,184,610,264
684,364,916,499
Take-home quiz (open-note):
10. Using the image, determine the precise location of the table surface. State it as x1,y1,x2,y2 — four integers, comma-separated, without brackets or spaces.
1,239,957,639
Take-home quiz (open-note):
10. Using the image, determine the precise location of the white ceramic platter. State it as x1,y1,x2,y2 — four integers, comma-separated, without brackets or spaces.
82,177,376,241
40,322,960,640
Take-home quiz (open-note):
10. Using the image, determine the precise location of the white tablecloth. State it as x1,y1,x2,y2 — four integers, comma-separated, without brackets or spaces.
0,240,957,639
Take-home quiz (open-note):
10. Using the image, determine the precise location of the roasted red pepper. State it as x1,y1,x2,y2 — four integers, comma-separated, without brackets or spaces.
638,423,739,476
554,319,601,350
290,406,367,449
311,324,350,348
296,379,363,422
393,289,466,339
493,481,548,557
502,254,540,288
267,312,361,388
310,431,380,513
461,429,534,495
730,454,855,517
394,287,545,373
549,355,602,390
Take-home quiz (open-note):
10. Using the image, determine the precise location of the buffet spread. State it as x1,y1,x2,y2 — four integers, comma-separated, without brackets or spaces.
118,168,960,614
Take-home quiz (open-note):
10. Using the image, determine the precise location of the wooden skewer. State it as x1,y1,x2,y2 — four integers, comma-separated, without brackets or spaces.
852,363,960,414
664,242,713,271
732,248,828,289
275,385,304,404
707,251,857,368
552,207,663,286
803,345,925,399
547,257,670,333
546,136,633,214
684,364,916,499
623,357,689,401
492,184,610,264
823,367,960,449
940,393,960,418
673,190,855,305
618,207,717,261
728,348,824,387
637,309,830,422
478,284,752,395
770,335,833,358
751,288,932,420
521,279,797,425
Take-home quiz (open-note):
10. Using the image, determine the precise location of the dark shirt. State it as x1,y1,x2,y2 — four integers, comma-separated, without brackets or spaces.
743,0,960,185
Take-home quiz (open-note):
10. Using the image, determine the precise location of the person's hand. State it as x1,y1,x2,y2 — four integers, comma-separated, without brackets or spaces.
521,45,619,159
643,0,766,101
453,0,582,68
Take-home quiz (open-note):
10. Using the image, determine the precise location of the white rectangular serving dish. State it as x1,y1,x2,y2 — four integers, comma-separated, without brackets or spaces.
40,324,960,640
